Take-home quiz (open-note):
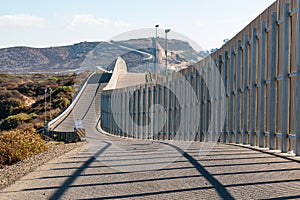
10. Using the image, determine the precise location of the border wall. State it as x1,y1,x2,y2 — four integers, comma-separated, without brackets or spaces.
101,0,300,155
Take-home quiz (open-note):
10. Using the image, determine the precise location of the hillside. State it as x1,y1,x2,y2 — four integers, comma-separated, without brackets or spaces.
0,72,89,131
0,39,202,74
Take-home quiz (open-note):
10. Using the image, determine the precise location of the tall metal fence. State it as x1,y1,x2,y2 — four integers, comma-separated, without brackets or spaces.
101,0,300,156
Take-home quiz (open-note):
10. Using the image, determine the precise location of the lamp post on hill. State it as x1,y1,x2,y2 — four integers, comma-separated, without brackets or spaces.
165,29,171,81
49,88,52,120
44,88,47,125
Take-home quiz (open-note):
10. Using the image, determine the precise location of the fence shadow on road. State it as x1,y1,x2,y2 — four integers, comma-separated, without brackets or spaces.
48,141,111,200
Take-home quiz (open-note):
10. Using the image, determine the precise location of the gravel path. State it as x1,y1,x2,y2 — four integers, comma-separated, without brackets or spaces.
0,141,83,190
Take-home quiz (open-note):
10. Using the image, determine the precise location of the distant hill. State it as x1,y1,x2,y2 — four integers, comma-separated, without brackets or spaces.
0,38,202,74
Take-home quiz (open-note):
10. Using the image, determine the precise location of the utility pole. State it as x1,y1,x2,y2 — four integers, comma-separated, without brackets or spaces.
49,88,52,120
44,88,47,124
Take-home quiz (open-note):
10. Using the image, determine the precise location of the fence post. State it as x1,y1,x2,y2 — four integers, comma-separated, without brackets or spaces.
229,46,235,143
206,62,211,142
211,59,216,142
259,21,267,148
122,90,126,137
189,71,193,141
118,93,121,135
168,81,172,140
250,28,257,146
113,93,116,134
269,12,277,150
182,76,187,141
218,55,223,142
281,4,290,153
127,88,131,138
130,89,134,138
135,88,142,139
116,93,119,135
109,94,112,133
223,51,229,143
194,70,199,141
158,84,162,140
147,86,151,139
236,40,242,144
152,85,156,140
139,87,144,139
132,90,135,138
242,35,249,144
296,0,300,156
199,67,204,142
173,79,177,140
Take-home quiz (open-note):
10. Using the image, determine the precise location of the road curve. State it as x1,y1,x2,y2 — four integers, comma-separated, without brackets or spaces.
48,73,111,132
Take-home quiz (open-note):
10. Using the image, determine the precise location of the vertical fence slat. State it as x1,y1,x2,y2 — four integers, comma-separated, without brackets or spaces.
206,62,211,142
269,12,277,150
168,81,172,140
199,67,204,142
259,21,267,148
150,86,154,140
218,55,223,142
281,3,290,153
212,59,216,142
182,77,185,141
222,51,229,143
179,78,183,141
194,71,199,141
163,83,166,140
173,79,177,140
242,35,249,144
250,28,257,146
236,40,242,144
189,71,193,141
229,46,235,143
296,0,300,156
139,88,143,139
158,85,161,140
130,90,134,138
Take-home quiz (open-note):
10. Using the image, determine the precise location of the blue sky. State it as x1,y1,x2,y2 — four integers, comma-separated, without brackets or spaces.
0,0,275,50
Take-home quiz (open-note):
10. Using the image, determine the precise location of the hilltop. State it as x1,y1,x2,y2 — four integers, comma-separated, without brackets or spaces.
0,38,202,74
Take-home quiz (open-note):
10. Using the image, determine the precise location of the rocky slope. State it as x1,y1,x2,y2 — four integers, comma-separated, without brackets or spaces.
0,38,202,74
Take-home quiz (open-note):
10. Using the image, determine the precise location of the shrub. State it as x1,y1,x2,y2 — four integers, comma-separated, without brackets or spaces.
56,86,73,93
0,128,48,166
53,97,70,109
29,113,38,119
0,73,13,78
0,113,32,130
46,77,58,81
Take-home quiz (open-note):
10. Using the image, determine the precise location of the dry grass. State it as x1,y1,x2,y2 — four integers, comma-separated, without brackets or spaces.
0,127,48,167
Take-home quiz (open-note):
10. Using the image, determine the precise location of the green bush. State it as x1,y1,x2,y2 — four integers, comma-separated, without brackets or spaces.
53,97,70,109
0,128,48,167
0,113,32,131
0,73,13,78
29,113,38,119
46,77,58,81
56,86,73,93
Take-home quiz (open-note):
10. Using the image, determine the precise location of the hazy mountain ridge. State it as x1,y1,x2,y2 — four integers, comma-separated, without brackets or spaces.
0,39,202,74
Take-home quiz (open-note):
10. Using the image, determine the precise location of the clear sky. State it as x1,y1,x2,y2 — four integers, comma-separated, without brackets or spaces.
0,0,275,50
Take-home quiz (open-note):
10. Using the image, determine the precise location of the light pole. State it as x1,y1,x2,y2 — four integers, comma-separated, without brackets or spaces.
44,88,47,125
165,29,171,80
155,24,159,81
49,88,52,120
